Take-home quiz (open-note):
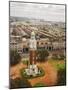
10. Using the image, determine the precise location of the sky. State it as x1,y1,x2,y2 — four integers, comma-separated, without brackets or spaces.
10,2,65,22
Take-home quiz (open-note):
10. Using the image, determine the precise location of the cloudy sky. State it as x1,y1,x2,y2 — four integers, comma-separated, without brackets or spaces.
10,2,65,22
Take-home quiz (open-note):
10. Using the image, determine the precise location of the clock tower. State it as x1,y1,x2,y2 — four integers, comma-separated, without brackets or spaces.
25,31,39,76
29,31,37,65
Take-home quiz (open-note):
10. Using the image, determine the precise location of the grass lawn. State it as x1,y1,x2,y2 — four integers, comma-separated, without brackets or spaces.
48,59,65,70
34,82,46,87
22,60,29,65
20,67,45,79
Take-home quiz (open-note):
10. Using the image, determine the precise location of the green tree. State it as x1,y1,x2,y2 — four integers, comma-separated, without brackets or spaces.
10,78,32,89
37,49,49,62
10,50,21,66
56,64,66,86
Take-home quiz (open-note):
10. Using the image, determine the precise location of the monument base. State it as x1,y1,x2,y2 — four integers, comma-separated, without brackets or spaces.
25,64,40,76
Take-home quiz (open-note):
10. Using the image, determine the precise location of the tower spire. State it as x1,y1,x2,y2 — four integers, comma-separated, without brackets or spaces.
31,31,35,39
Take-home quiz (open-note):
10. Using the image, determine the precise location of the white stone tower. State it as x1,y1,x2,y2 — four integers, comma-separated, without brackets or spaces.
25,31,39,76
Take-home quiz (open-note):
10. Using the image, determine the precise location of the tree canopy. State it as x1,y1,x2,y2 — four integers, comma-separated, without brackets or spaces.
10,50,21,66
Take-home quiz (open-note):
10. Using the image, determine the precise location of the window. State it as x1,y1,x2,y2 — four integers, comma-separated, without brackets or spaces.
37,42,39,45
41,42,43,45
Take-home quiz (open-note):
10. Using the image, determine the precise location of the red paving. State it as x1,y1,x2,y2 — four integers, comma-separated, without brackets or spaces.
10,62,27,79
28,62,57,86
10,61,58,86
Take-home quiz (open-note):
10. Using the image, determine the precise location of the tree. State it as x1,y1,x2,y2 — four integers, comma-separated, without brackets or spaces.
37,49,49,62
56,64,66,86
52,53,65,60
10,50,21,66
10,78,32,89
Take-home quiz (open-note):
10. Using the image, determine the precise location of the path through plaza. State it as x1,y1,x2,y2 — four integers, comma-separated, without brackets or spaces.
10,61,57,86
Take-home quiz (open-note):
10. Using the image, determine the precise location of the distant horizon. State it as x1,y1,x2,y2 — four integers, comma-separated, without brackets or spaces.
10,2,65,22
10,16,65,23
